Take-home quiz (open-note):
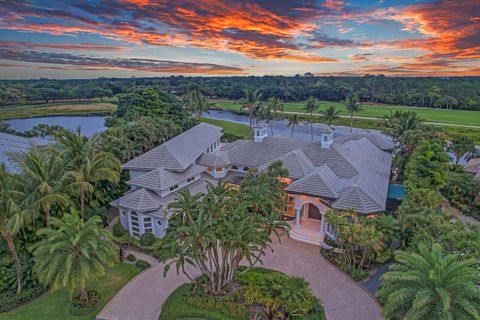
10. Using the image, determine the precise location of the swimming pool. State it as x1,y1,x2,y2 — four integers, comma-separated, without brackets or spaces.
388,184,406,200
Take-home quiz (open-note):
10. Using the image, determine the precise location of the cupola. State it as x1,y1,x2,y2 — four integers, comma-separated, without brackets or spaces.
320,127,334,148
253,122,269,143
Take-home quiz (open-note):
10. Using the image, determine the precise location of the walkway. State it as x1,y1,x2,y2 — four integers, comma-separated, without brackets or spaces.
97,238,383,320
262,237,383,320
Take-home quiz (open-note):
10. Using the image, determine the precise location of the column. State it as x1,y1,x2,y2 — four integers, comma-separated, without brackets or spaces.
319,213,326,236
295,209,300,229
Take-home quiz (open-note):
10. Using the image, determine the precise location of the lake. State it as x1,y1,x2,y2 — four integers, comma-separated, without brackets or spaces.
6,111,478,164
6,110,374,140
7,116,107,137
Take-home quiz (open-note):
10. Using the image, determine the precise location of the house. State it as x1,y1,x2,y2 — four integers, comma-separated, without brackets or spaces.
111,122,393,246
0,132,50,173
464,158,480,182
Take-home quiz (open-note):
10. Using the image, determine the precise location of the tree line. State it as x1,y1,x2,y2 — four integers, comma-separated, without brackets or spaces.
1,75,479,110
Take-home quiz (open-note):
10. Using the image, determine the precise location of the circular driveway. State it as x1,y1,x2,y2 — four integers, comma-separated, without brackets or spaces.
97,237,383,320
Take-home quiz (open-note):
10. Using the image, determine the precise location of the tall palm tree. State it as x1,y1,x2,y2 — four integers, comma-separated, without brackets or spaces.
287,114,299,137
304,96,319,141
56,128,89,168
241,88,262,139
34,212,117,299
65,151,120,219
383,110,422,141
345,95,362,133
267,97,284,134
17,148,70,227
183,89,211,118
0,165,25,294
322,105,340,128
378,243,480,319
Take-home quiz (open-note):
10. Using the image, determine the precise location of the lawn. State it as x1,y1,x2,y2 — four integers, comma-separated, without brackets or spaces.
201,118,250,138
0,263,139,320
160,284,237,320
212,100,480,127
0,102,116,120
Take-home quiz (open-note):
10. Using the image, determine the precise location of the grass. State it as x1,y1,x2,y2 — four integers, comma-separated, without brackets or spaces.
159,284,236,320
200,118,250,138
0,102,116,120
0,263,139,320
212,99,480,127
212,100,480,144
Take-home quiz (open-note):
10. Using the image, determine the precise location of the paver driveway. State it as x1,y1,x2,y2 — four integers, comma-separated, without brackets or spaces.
262,237,383,320
97,237,383,320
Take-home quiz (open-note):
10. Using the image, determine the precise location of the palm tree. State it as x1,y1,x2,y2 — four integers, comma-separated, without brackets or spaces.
287,114,299,137
0,166,25,294
183,89,211,118
17,148,70,227
345,95,362,133
378,243,480,319
241,88,262,138
383,110,422,141
322,105,340,128
34,212,117,299
267,97,284,134
65,151,120,219
304,96,319,141
56,128,89,168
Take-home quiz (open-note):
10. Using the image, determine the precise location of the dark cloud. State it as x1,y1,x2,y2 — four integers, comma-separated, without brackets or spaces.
0,49,245,74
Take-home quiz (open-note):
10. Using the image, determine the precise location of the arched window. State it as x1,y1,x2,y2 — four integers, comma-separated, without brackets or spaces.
157,221,162,226
243,166,249,172
231,165,238,170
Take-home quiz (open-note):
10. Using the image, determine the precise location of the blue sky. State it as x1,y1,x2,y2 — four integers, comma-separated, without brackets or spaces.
0,0,478,79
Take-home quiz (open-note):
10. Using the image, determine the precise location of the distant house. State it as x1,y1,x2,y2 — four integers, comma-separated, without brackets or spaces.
111,123,393,246
464,158,480,181
0,132,50,173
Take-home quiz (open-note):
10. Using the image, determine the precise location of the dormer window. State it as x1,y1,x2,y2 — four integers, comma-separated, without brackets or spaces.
187,176,195,183
169,184,179,192
231,165,238,170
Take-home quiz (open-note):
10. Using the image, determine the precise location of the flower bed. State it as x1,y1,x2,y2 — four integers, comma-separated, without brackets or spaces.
160,268,325,320
69,290,101,316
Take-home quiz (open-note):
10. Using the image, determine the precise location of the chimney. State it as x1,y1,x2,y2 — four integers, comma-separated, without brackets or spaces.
253,122,269,143
320,127,334,148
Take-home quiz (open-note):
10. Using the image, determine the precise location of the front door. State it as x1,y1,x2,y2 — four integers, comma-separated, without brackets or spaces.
307,203,321,220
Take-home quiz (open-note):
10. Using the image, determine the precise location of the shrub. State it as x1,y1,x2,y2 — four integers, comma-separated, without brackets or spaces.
0,286,46,313
112,222,128,237
70,290,101,316
139,232,156,247
126,254,136,262
238,268,324,318
135,260,151,270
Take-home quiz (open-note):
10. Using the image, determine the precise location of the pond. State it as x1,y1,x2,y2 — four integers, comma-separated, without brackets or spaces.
7,110,377,140
7,116,107,137
202,109,376,141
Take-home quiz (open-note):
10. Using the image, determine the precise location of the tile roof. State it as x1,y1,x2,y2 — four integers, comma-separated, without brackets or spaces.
127,164,207,191
334,133,394,151
464,158,480,181
223,135,391,213
0,133,50,173
332,185,384,213
113,177,216,212
258,148,314,179
197,151,231,167
285,165,338,198
122,123,223,171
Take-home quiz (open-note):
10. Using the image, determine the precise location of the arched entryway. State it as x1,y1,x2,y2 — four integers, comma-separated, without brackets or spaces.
305,203,321,220
291,197,329,246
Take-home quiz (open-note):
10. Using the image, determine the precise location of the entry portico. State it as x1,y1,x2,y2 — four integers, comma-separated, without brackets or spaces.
287,194,336,246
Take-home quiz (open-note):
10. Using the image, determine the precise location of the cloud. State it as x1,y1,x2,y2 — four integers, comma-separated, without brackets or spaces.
350,53,372,62
0,0,336,63
0,0,479,76
0,49,246,74
0,40,125,51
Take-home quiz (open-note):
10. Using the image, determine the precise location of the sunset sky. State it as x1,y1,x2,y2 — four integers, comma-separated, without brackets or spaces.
0,0,479,79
